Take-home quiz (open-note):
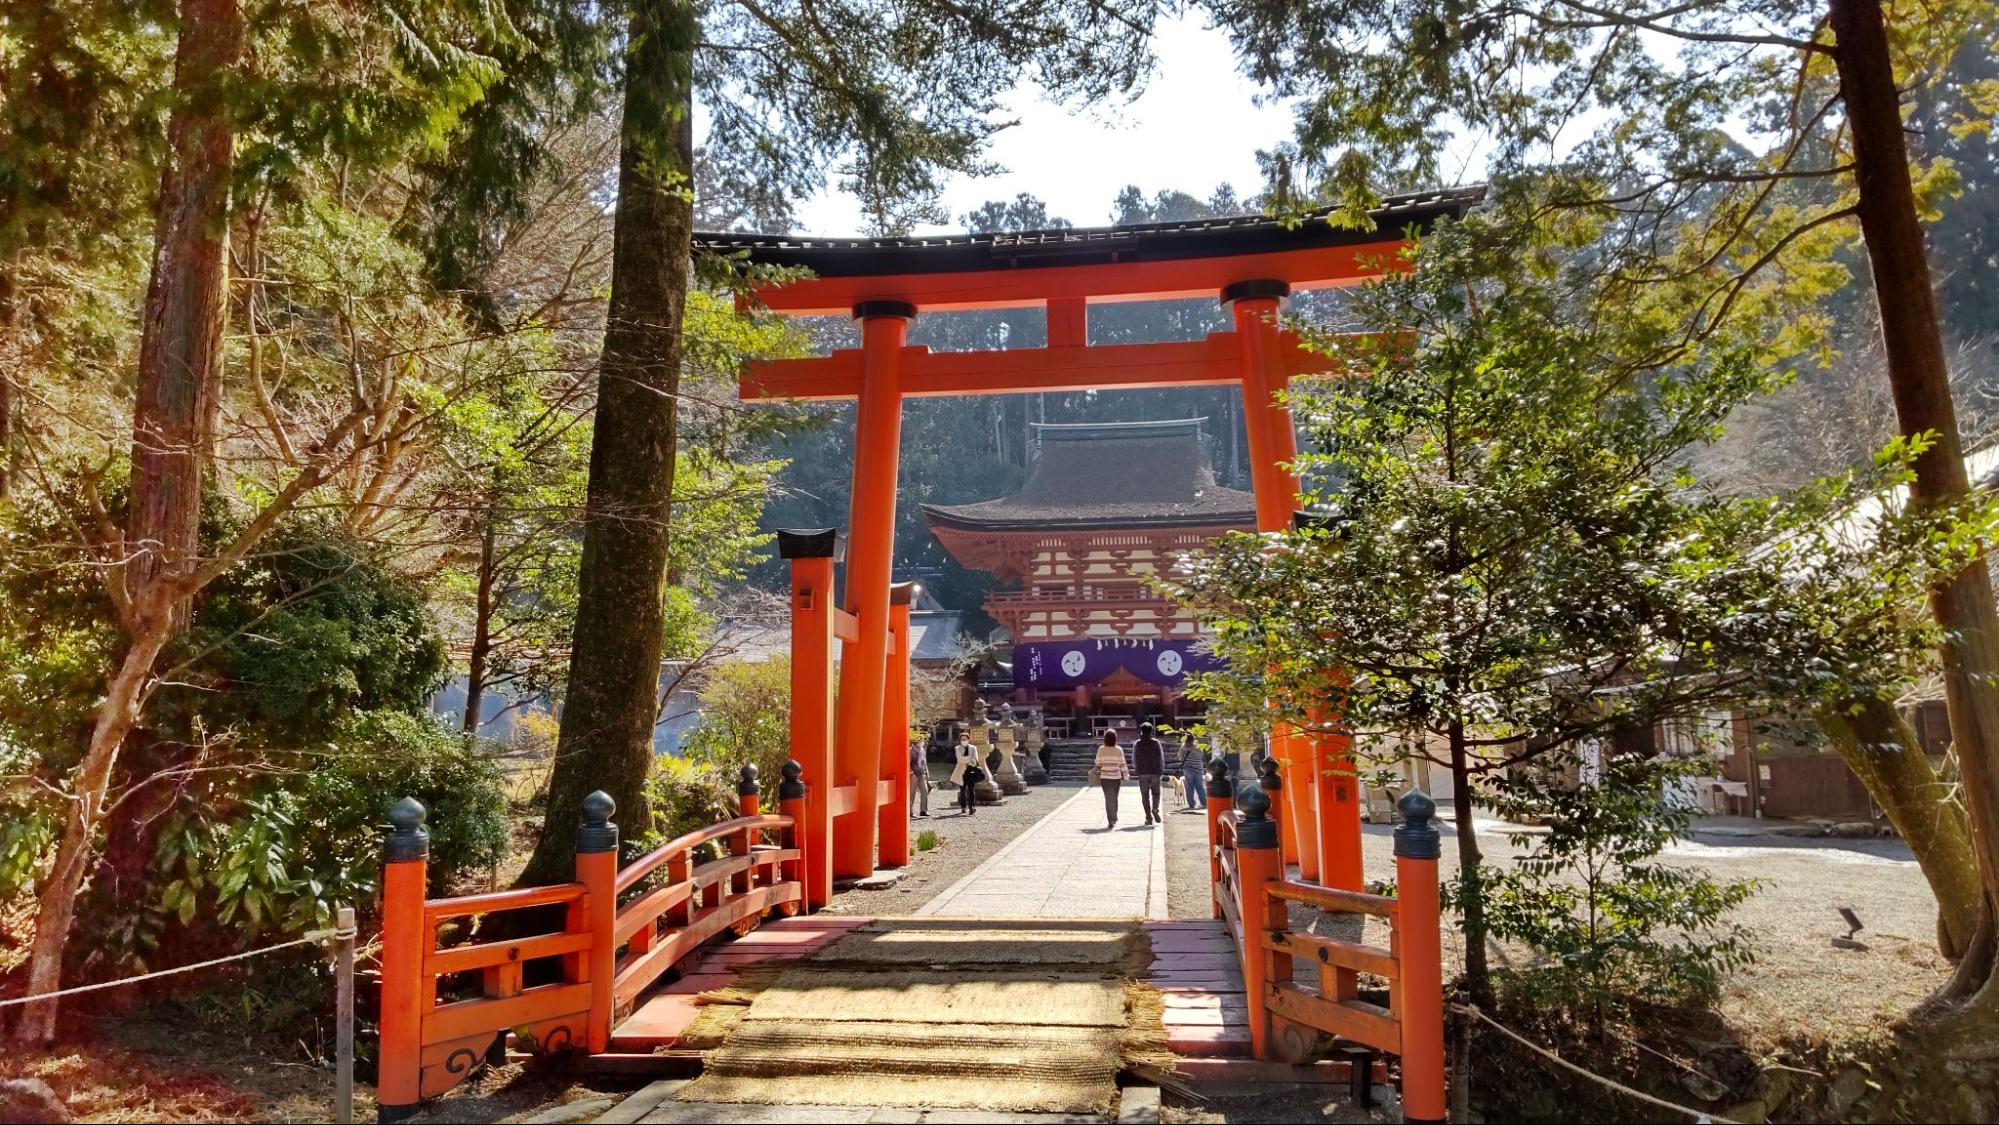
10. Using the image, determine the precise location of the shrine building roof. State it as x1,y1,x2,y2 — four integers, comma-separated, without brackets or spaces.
693,188,1485,280
923,418,1256,533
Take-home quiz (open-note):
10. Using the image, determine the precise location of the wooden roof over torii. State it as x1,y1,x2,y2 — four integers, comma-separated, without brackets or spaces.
701,186,1486,402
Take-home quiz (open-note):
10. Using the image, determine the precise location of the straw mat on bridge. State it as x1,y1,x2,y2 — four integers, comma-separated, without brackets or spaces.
676,920,1160,1113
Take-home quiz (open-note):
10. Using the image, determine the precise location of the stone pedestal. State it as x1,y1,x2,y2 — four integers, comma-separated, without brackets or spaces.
994,723,1029,795
1021,710,1050,785
967,708,1005,805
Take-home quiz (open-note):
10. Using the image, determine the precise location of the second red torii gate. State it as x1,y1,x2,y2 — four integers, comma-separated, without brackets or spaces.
706,189,1482,890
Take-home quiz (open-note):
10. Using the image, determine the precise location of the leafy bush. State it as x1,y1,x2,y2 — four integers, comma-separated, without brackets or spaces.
1482,751,1758,1027
134,713,507,966
642,754,733,852
677,657,792,791
652,657,794,851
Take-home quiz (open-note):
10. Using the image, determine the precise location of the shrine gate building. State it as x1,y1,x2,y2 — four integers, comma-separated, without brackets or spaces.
923,417,1251,734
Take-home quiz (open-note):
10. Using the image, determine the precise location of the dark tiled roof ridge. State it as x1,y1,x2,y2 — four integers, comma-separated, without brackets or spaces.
921,416,1257,532
695,186,1485,255
1031,417,1209,440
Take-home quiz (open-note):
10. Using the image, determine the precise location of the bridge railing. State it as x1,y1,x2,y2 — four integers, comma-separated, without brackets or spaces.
1207,757,1447,1122
376,761,809,1123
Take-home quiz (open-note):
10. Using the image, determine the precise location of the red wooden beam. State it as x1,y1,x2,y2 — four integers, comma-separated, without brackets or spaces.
740,330,1346,402
746,241,1410,315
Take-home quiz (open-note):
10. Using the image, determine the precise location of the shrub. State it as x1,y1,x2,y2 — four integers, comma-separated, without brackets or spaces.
1482,751,1757,1027
677,657,791,797
148,713,508,949
643,753,734,850
916,829,940,853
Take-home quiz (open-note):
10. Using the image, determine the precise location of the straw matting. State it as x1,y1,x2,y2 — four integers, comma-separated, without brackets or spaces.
675,920,1154,1113
685,1020,1126,1112
742,968,1128,1028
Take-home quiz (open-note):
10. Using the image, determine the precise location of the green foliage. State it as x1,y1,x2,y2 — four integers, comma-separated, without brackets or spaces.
676,657,792,796
1210,0,1998,367
694,1,1160,230
149,712,507,943
1162,200,1984,997
1168,207,1961,759
642,754,733,852
1483,754,1758,1025
167,524,449,743
916,829,940,852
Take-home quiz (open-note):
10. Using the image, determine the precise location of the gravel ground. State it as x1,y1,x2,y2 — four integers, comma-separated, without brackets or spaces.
818,772,1079,916
1163,798,1216,919
1163,1084,1390,1123
1162,802,1949,1038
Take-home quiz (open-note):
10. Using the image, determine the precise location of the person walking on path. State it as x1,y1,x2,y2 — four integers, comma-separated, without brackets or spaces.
1132,723,1165,825
950,738,981,815
1093,729,1128,829
910,739,932,818
1178,733,1208,810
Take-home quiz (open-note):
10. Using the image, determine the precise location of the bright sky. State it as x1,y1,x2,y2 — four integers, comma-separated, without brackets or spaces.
789,13,1300,237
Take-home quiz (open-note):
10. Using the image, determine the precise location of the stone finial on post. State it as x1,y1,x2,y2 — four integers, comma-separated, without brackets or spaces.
378,798,430,1124
779,758,807,800
1393,791,1447,1124
574,791,618,1053
1232,775,1281,1059
1253,753,1284,858
1206,752,1233,798
739,763,761,817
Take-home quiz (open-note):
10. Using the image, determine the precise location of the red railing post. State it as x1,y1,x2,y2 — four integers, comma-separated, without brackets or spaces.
1204,754,1234,920
1395,791,1447,1123
779,759,809,911
736,765,760,896
377,798,430,1124
1234,777,1282,1060
574,791,618,1054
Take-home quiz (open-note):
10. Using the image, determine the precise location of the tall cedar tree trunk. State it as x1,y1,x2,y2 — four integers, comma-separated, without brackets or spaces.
517,0,697,886
11,0,243,1043
1816,698,1981,957
1448,716,1492,1006
1831,0,1999,1008
463,519,497,733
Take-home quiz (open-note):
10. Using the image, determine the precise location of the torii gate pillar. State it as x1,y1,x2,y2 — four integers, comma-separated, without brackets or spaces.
1227,280,1322,882
832,301,914,878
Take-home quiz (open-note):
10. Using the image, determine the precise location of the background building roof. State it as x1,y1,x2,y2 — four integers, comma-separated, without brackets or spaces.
924,418,1256,532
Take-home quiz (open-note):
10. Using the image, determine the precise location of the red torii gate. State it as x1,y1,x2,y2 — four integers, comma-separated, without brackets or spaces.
708,188,1480,893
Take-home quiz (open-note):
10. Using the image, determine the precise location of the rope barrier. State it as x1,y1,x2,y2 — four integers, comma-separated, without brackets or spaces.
0,926,357,1009
1451,1002,1735,1124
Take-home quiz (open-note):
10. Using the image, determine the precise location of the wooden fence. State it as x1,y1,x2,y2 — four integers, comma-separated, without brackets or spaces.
1207,756,1448,1122
376,762,806,1122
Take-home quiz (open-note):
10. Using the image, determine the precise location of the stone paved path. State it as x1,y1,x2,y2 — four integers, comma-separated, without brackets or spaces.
916,783,1167,918
601,1080,1160,1123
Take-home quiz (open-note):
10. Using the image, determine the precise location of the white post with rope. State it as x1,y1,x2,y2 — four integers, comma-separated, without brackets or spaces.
333,904,355,1125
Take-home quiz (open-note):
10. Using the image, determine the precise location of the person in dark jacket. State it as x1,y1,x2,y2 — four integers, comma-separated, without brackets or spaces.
1132,723,1165,825
1177,734,1208,810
